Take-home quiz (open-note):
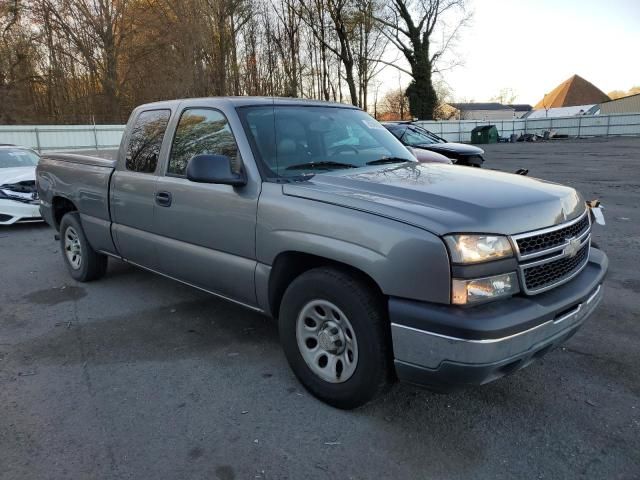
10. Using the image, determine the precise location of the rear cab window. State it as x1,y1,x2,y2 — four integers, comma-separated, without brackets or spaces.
125,109,171,173
167,108,241,176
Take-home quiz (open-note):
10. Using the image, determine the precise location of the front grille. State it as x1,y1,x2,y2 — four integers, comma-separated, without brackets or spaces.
512,210,592,295
516,213,590,256
522,243,589,292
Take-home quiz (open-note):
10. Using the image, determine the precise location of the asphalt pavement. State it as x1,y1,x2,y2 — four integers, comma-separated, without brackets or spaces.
1,137,639,479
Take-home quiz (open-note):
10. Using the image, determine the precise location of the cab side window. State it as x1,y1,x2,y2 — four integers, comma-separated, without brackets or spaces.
125,109,171,173
168,108,241,177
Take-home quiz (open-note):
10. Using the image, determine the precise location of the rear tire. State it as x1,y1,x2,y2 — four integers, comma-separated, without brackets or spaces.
279,267,392,409
59,212,108,282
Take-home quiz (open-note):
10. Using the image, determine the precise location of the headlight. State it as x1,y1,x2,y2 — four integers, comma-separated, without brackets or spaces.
452,272,519,305
444,234,513,264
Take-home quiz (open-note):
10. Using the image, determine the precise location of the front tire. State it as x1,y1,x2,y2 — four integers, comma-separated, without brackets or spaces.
279,267,392,409
59,212,108,282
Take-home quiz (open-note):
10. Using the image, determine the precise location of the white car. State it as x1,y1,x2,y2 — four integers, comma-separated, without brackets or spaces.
0,145,42,225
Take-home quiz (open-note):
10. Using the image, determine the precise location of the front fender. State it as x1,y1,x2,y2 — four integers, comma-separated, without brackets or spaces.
256,183,451,304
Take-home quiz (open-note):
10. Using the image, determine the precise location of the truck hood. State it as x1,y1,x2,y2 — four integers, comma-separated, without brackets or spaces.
416,142,484,156
0,166,36,185
282,163,584,236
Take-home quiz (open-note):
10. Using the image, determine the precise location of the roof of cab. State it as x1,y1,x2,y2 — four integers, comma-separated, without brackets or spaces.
135,96,358,110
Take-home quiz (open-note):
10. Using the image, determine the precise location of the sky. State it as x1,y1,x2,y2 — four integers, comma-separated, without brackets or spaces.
378,0,640,105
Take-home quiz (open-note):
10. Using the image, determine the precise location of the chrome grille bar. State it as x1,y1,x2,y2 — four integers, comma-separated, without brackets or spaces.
511,210,591,261
510,209,592,295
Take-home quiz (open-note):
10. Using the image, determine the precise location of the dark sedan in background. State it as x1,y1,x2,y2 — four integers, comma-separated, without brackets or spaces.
383,122,485,167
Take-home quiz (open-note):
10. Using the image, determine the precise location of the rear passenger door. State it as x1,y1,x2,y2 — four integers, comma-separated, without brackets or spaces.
152,107,260,307
111,109,171,269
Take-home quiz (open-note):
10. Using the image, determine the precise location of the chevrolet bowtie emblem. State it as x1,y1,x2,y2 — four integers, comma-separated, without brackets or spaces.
565,237,581,258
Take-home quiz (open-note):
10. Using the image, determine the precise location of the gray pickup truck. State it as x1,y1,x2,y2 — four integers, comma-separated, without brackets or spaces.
37,97,607,408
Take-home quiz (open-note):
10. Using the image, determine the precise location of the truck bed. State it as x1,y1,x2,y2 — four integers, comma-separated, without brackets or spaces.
43,152,117,169
37,152,117,254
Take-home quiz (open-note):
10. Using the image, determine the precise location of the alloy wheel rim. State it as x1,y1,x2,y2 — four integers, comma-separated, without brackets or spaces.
295,299,358,383
64,226,82,270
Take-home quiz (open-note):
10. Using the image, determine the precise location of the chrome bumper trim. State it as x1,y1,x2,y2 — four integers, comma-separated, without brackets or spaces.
391,283,603,369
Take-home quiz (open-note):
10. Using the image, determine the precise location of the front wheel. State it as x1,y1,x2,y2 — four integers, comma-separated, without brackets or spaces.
59,212,108,282
279,267,393,409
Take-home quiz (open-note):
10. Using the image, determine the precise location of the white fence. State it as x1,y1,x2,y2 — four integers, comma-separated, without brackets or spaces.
0,125,125,152
415,112,640,143
1,112,640,152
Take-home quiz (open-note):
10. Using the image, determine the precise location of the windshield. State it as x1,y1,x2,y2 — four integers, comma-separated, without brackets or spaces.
0,148,40,168
399,125,444,146
238,106,414,178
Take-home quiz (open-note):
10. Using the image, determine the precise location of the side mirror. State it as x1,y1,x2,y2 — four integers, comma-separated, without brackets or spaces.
186,154,247,186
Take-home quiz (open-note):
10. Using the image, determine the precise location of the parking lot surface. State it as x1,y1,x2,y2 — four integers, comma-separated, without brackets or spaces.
1,137,639,479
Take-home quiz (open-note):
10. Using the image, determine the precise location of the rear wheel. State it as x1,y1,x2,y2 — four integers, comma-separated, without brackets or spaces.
279,267,392,409
59,212,108,282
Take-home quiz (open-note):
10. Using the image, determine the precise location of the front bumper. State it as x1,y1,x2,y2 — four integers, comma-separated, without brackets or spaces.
0,199,42,225
390,248,608,390
456,154,484,167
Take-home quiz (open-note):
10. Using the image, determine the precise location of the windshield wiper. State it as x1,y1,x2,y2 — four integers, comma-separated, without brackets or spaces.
366,157,412,166
285,161,357,171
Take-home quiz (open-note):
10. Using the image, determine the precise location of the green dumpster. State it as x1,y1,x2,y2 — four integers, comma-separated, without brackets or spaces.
471,125,498,144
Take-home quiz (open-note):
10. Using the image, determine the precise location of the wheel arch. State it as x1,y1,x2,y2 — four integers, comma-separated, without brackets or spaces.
267,251,385,319
52,196,79,231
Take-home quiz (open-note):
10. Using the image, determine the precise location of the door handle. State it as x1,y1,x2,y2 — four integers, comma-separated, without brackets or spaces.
155,191,172,207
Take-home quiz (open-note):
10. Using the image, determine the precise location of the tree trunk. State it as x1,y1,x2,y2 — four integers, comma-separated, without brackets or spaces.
405,44,436,119
102,43,120,122
406,64,437,120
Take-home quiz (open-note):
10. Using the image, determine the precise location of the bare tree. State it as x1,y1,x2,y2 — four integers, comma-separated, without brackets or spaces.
376,0,470,119
1,1,41,123
271,0,302,97
607,86,640,100
354,0,388,111
299,0,358,106
0,0,470,125
490,87,517,105
38,0,133,121
300,0,332,100
379,88,410,120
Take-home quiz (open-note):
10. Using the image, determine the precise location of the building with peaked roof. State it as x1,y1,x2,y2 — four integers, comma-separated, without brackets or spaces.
447,102,516,120
535,75,609,110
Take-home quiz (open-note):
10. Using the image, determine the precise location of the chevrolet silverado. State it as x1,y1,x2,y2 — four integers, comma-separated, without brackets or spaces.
36,98,607,408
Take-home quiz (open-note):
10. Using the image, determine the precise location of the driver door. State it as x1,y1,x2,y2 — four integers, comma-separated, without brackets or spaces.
152,107,260,307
